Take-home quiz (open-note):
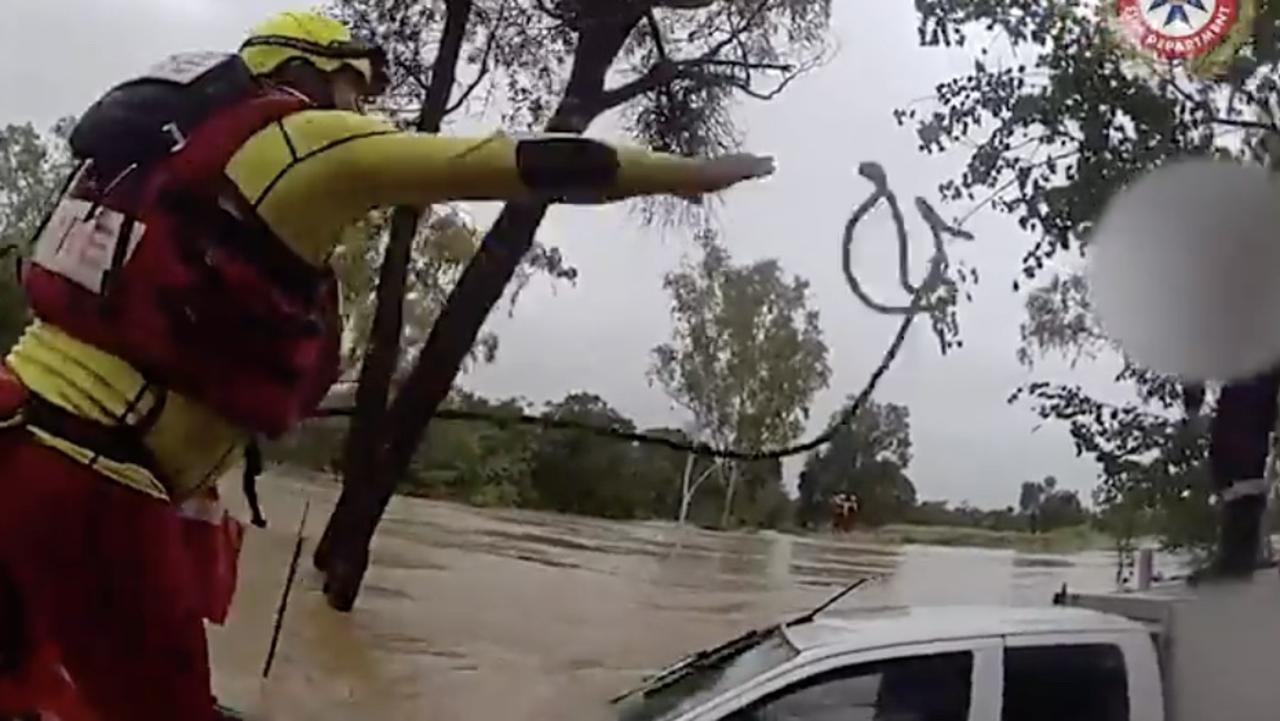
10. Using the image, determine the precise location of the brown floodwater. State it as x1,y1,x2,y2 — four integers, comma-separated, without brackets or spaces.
207,469,1129,721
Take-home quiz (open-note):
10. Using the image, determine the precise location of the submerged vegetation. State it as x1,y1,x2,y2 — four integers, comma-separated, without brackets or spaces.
267,390,1104,552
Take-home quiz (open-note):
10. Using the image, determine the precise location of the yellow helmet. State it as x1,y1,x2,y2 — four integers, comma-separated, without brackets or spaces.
239,11,388,95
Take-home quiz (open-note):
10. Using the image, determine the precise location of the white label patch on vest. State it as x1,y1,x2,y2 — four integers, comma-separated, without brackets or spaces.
31,198,145,294
144,51,231,85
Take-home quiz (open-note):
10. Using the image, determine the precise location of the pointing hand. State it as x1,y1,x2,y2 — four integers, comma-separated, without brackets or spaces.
681,153,776,197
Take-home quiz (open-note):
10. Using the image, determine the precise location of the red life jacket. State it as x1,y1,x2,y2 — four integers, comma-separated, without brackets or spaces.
24,52,341,437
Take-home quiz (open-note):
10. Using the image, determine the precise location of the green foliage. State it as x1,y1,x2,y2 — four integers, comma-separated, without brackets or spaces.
906,1,1239,280
274,387,795,527
316,0,838,593
339,0,833,135
906,0,1279,555
797,398,915,527
652,231,830,451
1014,475,1087,532
651,231,830,526
409,390,540,506
786,391,1091,535
335,0,832,228
0,120,74,352
622,427,692,521
871,521,1107,553
905,501,1027,533
266,417,349,473
331,207,576,374
528,392,644,518
732,458,793,528
273,392,1097,539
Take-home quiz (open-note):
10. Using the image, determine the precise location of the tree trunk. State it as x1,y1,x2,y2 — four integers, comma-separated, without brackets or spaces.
677,453,695,524
720,461,738,529
315,0,474,581
678,457,721,526
318,14,643,611
313,206,416,573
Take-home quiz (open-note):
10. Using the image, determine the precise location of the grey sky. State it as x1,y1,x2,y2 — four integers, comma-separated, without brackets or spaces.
1,0,1126,507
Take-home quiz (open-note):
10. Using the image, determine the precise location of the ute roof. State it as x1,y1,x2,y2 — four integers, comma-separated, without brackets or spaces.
782,604,1145,654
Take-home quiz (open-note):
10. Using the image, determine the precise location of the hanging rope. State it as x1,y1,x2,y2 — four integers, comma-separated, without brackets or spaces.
323,161,975,461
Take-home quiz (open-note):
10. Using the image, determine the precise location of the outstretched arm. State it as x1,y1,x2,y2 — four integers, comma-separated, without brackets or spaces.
226,110,773,265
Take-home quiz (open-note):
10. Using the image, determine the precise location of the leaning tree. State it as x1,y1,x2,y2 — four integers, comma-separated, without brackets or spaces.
315,0,835,610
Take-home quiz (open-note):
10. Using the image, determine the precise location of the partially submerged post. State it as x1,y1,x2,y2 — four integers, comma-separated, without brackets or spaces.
1136,548,1154,591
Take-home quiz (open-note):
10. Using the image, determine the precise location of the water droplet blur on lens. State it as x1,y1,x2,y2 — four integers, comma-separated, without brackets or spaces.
1087,158,1280,382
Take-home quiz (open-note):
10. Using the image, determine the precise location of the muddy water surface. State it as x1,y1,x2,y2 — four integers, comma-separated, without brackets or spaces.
207,471,1126,721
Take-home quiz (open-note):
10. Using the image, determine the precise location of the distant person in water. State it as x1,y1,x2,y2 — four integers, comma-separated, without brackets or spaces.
832,493,859,533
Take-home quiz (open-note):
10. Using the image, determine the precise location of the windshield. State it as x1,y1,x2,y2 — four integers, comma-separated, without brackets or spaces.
614,630,800,721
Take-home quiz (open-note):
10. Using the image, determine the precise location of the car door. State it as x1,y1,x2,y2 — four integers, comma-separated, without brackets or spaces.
999,632,1163,721
684,637,1001,721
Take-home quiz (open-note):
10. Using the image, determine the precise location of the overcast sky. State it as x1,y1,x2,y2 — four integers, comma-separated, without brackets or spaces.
0,0,1130,508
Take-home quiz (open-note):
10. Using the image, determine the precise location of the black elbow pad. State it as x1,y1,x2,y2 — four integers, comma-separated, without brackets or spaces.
515,137,620,194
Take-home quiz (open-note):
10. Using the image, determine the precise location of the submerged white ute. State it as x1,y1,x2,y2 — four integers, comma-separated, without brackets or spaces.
616,567,1280,721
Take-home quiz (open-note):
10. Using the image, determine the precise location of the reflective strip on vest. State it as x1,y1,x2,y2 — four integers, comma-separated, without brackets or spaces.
6,321,247,500
25,426,169,500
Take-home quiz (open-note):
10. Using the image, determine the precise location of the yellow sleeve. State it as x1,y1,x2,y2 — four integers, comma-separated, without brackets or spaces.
225,110,709,266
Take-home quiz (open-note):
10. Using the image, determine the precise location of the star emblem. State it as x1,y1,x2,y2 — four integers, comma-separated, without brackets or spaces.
1147,0,1209,28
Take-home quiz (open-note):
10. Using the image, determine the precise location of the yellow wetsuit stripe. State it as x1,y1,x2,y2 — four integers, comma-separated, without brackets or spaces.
225,110,708,267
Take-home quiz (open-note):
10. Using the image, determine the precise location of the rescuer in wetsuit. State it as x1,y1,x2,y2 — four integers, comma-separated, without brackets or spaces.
0,10,774,721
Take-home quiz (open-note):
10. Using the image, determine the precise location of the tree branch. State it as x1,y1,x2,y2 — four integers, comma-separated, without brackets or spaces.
445,0,508,114
703,0,772,59
652,0,718,8
598,62,678,107
532,0,571,23
955,148,1082,228
646,10,669,59
599,56,795,107
698,57,792,71
420,0,475,131
714,63,807,100
1211,116,1280,133
597,0,780,109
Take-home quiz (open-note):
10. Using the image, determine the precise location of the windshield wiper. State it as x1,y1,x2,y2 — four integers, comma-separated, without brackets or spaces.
781,576,871,629
611,576,874,703
611,624,777,703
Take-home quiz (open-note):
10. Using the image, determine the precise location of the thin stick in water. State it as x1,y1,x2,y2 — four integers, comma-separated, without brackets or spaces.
262,499,310,679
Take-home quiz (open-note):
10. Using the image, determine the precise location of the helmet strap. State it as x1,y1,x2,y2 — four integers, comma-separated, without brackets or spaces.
268,60,337,109
240,35,388,96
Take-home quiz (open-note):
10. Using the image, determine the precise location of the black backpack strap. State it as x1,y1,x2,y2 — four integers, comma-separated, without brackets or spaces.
70,53,258,182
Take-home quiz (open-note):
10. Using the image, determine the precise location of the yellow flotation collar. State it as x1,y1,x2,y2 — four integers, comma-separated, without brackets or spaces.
5,321,247,501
